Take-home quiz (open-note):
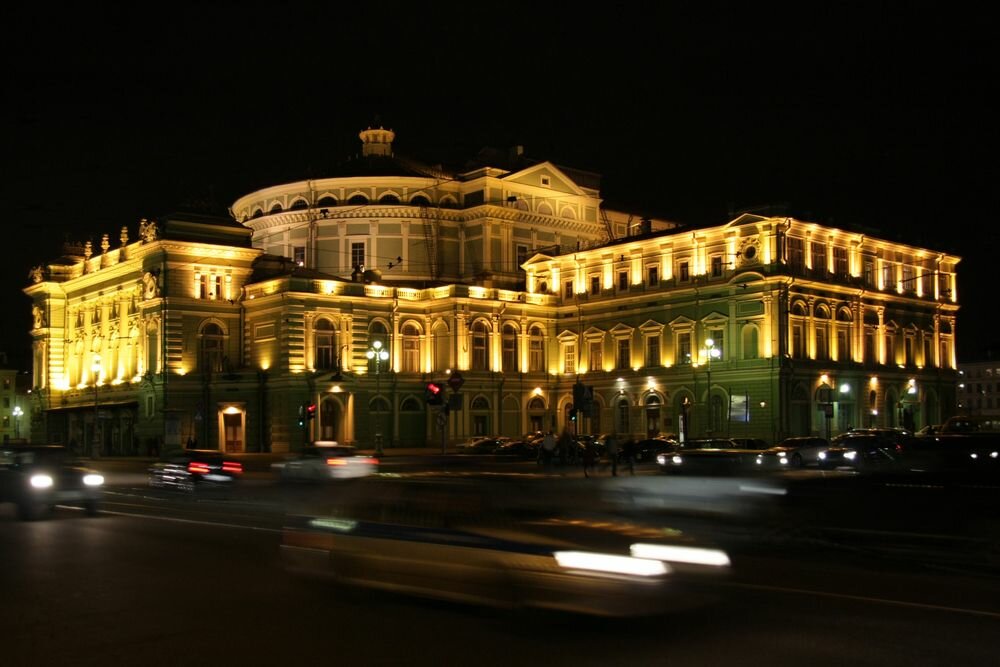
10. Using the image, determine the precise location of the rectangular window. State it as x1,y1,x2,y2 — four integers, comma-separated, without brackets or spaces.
3,397,9,408
529,336,544,372
787,237,804,272
647,265,658,287
833,247,848,276
923,337,933,367
708,329,724,360
905,336,915,366
293,246,306,266
711,256,723,277
677,332,692,365
589,341,603,372
3,416,8,427
351,242,366,270
679,262,690,282
618,271,629,291
590,275,600,295
885,334,896,365
865,329,876,364
564,344,576,374
564,280,574,299
811,241,827,273
815,326,828,361
403,339,419,372
792,323,805,358
864,261,875,287
645,335,660,367
616,338,631,370
882,264,893,289
146,395,155,418
837,329,849,361
516,244,528,272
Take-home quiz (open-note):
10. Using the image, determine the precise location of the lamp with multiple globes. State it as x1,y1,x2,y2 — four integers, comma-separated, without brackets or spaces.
365,339,390,456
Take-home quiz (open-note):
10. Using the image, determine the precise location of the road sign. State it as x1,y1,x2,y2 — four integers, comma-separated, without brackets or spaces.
447,371,465,392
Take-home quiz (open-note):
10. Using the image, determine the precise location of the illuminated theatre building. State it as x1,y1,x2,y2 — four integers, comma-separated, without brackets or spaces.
25,127,960,454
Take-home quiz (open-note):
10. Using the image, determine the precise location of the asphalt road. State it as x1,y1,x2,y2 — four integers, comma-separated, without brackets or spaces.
2,460,999,666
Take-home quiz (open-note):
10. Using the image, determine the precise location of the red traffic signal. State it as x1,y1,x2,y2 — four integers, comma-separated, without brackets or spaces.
306,403,317,419
425,381,445,405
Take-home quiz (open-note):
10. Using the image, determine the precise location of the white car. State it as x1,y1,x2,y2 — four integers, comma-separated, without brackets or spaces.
273,442,378,481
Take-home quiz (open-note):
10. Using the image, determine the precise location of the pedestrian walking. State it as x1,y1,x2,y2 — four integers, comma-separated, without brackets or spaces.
541,431,557,471
622,437,636,475
582,441,597,478
605,433,619,476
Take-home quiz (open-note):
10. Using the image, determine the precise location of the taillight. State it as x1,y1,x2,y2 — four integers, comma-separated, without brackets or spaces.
362,458,379,465
188,462,210,474
326,458,347,466
222,461,243,474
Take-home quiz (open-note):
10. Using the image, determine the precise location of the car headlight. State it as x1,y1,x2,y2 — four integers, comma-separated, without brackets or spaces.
83,474,105,486
818,451,827,460
671,455,683,465
554,551,669,577
755,456,763,465
779,457,788,465
991,451,998,459
30,474,54,489
630,543,731,567
970,452,979,459
844,450,858,460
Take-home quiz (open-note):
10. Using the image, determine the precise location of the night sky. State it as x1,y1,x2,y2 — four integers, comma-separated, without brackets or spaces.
4,3,996,368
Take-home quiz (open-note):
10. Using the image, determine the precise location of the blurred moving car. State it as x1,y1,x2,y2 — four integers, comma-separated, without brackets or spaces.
148,449,243,491
657,438,768,475
755,436,829,470
273,443,378,481
818,433,899,471
0,445,103,520
281,477,732,616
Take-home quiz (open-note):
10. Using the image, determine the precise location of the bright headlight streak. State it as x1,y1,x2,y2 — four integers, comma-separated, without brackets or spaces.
671,455,683,464
991,451,998,459
844,451,858,460
554,551,669,577
818,452,827,460
30,474,54,489
630,543,731,567
83,474,105,486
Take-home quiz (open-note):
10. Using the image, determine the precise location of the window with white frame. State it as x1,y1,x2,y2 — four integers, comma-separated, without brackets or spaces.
645,334,660,367
563,342,576,374
314,319,336,370
616,338,631,370
402,323,420,372
293,246,306,266
529,326,545,372
351,242,366,270
588,340,603,372
502,324,518,372
472,321,488,370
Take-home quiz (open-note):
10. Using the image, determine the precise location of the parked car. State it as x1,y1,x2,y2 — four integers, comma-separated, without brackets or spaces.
273,443,378,481
657,438,768,475
457,437,509,454
281,476,732,616
0,445,104,520
847,427,914,454
818,433,900,471
755,436,829,470
148,449,243,491
493,439,539,459
625,437,679,463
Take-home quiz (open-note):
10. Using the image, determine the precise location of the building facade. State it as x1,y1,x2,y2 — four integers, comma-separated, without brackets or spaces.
957,360,1000,419
24,127,961,454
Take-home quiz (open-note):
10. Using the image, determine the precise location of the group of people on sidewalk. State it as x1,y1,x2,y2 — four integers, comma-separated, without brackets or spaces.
539,430,637,477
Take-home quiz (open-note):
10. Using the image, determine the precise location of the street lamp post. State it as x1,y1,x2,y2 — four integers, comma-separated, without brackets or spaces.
703,338,721,436
12,405,23,439
365,339,389,456
92,354,101,458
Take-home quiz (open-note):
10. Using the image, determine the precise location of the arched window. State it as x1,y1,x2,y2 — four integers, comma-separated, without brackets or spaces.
432,320,450,371
439,196,458,209
289,198,309,210
528,397,545,410
537,202,553,216
815,305,831,361
269,203,283,214
410,195,430,206
529,325,545,372
616,398,630,435
317,195,338,207
400,397,421,412
471,321,488,370
314,319,336,371
502,324,518,372
401,323,420,372
200,323,225,374
146,321,159,375
348,194,369,206
379,193,400,204
251,208,264,219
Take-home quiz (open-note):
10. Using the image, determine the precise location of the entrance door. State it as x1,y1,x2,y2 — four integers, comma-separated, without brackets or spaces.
223,412,243,453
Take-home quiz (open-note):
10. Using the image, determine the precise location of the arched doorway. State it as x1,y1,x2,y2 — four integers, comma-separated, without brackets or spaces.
320,395,343,442
527,396,546,434
644,394,661,437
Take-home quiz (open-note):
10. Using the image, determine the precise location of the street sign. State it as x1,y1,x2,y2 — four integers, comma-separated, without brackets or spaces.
447,371,465,392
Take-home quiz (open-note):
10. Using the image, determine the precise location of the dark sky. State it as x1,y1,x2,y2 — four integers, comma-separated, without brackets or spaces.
4,3,997,368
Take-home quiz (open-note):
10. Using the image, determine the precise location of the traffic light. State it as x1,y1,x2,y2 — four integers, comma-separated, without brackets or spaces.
306,403,317,420
425,381,445,405
297,403,306,428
